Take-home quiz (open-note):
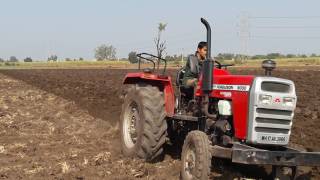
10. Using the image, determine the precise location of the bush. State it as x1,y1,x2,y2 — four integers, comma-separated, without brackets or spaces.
234,54,247,64
215,53,235,61
173,60,181,65
9,56,18,62
5,62,13,66
95,44,116,61
48,55,58,62
128,51,138,63
24,57,33,62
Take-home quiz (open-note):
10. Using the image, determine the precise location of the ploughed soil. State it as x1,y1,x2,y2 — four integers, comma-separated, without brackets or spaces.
0,67,319,179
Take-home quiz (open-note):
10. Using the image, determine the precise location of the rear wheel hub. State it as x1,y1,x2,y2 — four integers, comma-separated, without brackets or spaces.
123,102,140,148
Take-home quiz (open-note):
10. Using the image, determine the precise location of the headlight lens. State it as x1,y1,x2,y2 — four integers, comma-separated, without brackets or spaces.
259,94,272,105
283,97,295,106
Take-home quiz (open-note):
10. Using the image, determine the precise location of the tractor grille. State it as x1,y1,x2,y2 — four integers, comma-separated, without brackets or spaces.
254,108,292,134
246,77,296,146
255,117,291,125
256,108,292,116
261,81,291,93
255,127,290,134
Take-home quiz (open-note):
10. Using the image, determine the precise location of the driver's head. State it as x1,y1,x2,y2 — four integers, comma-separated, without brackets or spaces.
197,41,207,60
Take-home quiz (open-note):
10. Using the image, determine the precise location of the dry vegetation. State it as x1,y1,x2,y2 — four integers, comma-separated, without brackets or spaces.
0,57,320,69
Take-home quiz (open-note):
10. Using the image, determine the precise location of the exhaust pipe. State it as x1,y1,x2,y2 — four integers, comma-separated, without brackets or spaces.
200,18,216,119
201,18,211,60
200,18,214,92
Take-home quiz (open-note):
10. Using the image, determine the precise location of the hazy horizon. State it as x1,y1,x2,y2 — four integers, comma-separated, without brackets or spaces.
1,0,320,60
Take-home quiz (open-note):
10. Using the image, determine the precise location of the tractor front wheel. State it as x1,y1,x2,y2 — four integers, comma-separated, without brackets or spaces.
120,84,167,162
181,130,211,180
271,166,297,180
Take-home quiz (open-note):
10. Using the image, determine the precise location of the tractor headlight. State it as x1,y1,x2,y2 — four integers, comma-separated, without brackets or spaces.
283,97,295,107
259,94,272,105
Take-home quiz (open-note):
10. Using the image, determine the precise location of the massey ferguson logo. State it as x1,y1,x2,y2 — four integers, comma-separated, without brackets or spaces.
213,84,250,92
274,98,281,103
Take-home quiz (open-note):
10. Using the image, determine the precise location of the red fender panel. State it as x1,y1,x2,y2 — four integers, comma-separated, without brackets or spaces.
123,72,175,117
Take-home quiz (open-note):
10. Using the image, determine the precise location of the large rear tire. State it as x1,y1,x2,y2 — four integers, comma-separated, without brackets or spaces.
120,84,167,162
181,130,211,180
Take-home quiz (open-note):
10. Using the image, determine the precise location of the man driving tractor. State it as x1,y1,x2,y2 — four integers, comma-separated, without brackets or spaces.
182,41,208,88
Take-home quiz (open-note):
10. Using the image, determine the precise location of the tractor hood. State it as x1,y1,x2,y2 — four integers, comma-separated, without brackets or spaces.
195,68,255,98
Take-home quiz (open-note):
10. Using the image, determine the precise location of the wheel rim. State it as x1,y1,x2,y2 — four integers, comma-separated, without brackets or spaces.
184,145,196,179
123,101,140,148
175,97,179,109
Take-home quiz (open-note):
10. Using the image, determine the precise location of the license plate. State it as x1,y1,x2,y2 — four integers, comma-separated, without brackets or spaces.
259,135,286,143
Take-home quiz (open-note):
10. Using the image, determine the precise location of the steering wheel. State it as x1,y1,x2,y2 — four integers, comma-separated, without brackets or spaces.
214,60,222,69
214,60,234,69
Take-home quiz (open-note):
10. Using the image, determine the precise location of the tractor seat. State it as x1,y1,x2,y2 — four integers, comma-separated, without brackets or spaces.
176,67,185,86
176,68,194,97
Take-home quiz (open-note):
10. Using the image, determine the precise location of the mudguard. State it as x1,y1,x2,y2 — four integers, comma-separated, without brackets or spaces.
123,72,175,117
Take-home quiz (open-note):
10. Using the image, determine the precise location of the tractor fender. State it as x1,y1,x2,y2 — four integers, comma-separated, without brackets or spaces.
123,72,175,117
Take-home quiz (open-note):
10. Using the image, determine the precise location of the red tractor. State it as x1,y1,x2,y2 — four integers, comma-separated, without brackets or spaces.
120,18,320,179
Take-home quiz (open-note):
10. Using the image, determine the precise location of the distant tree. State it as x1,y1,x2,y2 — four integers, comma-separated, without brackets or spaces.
24,57,33,62
311,53,318,57
215,53,235,61
286,54,296,58
94,44,116,61
9,56,18,62
234,54,249,64
0,58,4,62
79,57,84,61
128,51,138,63
154,22,167,59
300,54,308,58
48,55,58,62
65,58,72,61
164,54,182,62
251,55,266,60
164,55,173,61
266,53,284,59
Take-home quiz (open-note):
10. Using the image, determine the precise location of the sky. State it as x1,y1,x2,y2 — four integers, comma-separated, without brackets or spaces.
0,0,320,60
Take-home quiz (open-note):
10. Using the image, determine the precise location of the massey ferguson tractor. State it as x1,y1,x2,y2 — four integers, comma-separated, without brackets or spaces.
120,18,320,179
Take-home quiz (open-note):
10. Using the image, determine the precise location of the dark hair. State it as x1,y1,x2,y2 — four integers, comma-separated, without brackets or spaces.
197,41,207,49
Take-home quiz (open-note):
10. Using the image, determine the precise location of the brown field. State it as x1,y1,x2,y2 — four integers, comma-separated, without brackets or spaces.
0,67,319,179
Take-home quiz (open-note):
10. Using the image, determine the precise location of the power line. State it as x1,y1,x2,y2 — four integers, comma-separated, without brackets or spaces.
253,26,320,29
246,15,320,40
249,35,320,39
249,16,320,19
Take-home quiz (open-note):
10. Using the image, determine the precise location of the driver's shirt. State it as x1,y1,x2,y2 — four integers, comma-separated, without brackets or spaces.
182,53,202,86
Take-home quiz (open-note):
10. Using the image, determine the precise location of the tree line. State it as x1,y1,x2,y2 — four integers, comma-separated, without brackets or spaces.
214,53,320,61
1,52,319,64
127,52,320,64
